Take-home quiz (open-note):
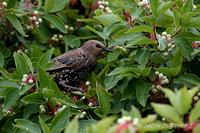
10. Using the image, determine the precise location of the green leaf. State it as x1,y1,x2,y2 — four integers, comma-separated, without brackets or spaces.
38,65,50,89
126,25,154,34
0,52,4,66
162,88,178,110
141,15,156,26
50,105,70,133
0,66,11,79
3,88,20,111
193,124,200,133
190,101,200,124
175,38,194,61
151,52,167,65
44,0,56,12
95,14,120,27
151,103,183,123
156,2,173,17
172,9,181,27
19,84,35,95
0,80,19,88
21,52,34,74
188,86,199,99
176,74,200,86
130,106,142,119
39,116,51,133
177,86,192,115
112,29,138,42
14,119,41,133
96,117,116,133
43,14,67,33
38,48,54,67
134,47,150,69
171,47,182,68
136,79,151,107
107,50,120,62
13,52,28,76
96,83,111,116
5,14,27,37
180,0,193,15
64,118,78,133
50,0,69,12
22,92,45,104
126,36,157,47
63,35,81,50
181,12,198,26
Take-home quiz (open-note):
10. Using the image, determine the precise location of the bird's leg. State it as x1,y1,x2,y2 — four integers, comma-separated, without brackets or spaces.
59,81,80,91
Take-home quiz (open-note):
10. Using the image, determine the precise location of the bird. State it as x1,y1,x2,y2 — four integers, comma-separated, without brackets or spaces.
46,40,113,89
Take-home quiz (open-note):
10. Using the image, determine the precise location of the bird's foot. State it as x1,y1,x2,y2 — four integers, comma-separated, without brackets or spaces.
59,81,80,91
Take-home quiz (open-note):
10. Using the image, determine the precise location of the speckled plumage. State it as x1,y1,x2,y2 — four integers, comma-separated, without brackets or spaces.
47,40,112,87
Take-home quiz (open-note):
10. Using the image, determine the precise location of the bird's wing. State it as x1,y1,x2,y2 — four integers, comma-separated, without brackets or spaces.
47,51,88,72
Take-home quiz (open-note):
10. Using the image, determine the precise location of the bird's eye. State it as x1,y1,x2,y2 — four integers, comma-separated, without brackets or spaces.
95,44,101,48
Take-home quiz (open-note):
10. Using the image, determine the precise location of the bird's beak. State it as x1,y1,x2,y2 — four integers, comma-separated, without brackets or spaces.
103,47,113,53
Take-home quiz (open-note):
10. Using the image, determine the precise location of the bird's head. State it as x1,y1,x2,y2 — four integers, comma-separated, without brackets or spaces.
81,40,113,56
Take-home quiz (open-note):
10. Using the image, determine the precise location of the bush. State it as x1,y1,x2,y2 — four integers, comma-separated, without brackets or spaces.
0,0,200,132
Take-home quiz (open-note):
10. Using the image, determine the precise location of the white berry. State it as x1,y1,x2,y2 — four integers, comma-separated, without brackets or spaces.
98,1,102,5
29,17,33,21
143,0,148,5
156,85,161,89
138,2,143,6
58,35,63,39
161,36,166,39
35,21,39,25
107,10,112,14
38,18,42,23
99,5,104,9
34,11,38,15
164,52,168,56
85,81,90,86
32,16,37,21
88,102,93,107
23,74,28,78
155,71,159,75
172,45,175,49
168,48,172,52
22,78,27,83
105,1,109,5
159,73,163,78
162,32,167,36
65,25,69,29
28,79,34,84
2,2,7,7
168,43,172,47
69,27,74,31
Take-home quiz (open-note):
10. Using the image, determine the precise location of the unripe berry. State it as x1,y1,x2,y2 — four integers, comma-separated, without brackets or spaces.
58,35,63,39
193,4,197,9
39,105,44,109
161,36,166,40
164,52,168,56
41,108,46,113
35,21,39,25
155,71,159,75
168,48,172,52
162,32,167,36
34,11,38,15
138,2,143,6
99,5,104,9
32,16,36,21
152,89,157,93
65,25,69,29
24,49,29,53
29,17,33,21
194,96,199,101
23,74,28,78
161,80,166,84
172,45,175,49
107,10,112,14
159,73,163,78
105,1,109,5
82,111,86,115
2,2,7,7
165,79,169,84
98,1,102,5
105,7,110,11
38,18,43,23
28,79,34,84
168,43,172,48
143,0,148,5
88,102,93,107
85,81,90,86
22,78,27,83
69,27,74,31
53,34,58,38
79,115,84,119
156,85,161,89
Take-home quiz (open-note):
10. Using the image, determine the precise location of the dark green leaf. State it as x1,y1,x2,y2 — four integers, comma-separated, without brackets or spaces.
50,0,69,12
38,48,54,66
50,105,70,133
176,74,200,86
22,92,45,104
13,52,28,76
44,0,56,12
39,116,51,133
38,65,50,89
96,83,110,116
95,14,120,27
19,84,35,95
171,47,182,68
14,119,41,133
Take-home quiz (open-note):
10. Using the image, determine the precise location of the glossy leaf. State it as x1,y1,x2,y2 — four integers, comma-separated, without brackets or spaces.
38,65,50,89
50,105,70,133
22,92,45,104
38,48,54,66
44,0,56,12
13,52,28,76
95,14,120,27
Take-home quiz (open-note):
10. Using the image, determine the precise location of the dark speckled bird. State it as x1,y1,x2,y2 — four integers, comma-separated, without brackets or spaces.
46,40,112,89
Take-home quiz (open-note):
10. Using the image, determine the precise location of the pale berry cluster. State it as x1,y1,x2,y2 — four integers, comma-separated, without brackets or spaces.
0,1,7,8
138,0,149,7
193,92,200,102
152,71,169,92
39,105,46,113
97,0,112,14
2,106,15,116
65,24,74,32
116,116,139,132
54,105,67,115
158,32,176,56
76,111,87,119
21,74,35,85
26,11,42,30
51,34,63,42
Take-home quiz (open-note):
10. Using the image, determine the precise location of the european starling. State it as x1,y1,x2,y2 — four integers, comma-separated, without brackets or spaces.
47,40,112,89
